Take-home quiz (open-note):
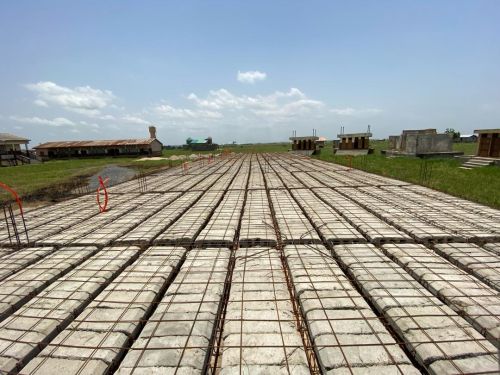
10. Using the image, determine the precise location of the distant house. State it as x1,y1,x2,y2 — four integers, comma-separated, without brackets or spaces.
34,126,163,160
458,134,478,143
185,136,218,151
0,133,32,166
0,133,30,154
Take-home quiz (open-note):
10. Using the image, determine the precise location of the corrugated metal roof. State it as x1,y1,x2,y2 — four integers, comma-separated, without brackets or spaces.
0,133,30,142
34,138,158,149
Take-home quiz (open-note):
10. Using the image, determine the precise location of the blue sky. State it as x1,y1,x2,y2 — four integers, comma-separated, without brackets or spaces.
1,1,499,146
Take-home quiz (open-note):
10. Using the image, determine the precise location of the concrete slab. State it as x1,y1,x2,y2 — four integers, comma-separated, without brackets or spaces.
333,243,498,374
284,244,418,374
0,246,98,322
0,246,139,373
434,243,500,292
0,153,498,374
219,248,309,373
22,246,186,375
382,243,500,347
117,248,229,374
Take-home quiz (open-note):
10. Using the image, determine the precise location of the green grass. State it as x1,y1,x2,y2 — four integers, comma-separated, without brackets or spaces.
452,142,477,155
0,156,180,202
315,140,500,208
227,142,290,153
1,140,496,208
161,148,214,157
162,142,290,155
0,142,281,202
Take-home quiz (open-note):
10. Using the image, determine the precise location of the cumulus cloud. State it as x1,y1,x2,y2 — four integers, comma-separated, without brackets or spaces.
13,79,384,144
237,70,267,84
122,114,150,125
183,87,323,123
187,88,311,114
78,121,100,129
98,114,116,121
154,102,223,120
254,99,324,120
25,81,115,116
10,115,76,127
10,116,105,131
34,99,48,107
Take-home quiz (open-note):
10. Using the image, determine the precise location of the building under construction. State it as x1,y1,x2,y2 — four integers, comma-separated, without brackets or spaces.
289,130,322,155
475,128,500,158
385,128,461,157
333,126,373,155
0,153,498,374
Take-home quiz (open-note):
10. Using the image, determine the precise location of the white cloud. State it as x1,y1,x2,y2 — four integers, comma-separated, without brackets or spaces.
10,116,104,131
330,107,383,116
237,70,267,84
25,81,115,116
79,121,100,129
184,87,323,123
254,99,324,120
122,114,150,125
154,102,222,120
187,87,310,113
34,99,48,107
98,114,116,121
10,115,76,127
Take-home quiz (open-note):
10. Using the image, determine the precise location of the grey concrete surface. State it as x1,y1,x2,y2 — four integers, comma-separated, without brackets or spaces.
219,247,309,374
0,153,498,374
332,243,499,374
0,246,139,373
22,246,186,375
284,244,419,374
117,248,229,374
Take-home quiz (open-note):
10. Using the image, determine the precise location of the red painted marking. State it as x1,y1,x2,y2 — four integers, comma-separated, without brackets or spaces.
96,176,109,213
0,182,24,216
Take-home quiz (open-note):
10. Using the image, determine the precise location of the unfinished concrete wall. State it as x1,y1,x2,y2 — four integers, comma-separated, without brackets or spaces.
388,135,400,149
419,133,452,153
400,128,436,151
405,133,452,154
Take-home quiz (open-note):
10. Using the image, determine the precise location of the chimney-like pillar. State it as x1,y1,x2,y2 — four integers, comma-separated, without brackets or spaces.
149,126,157,139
